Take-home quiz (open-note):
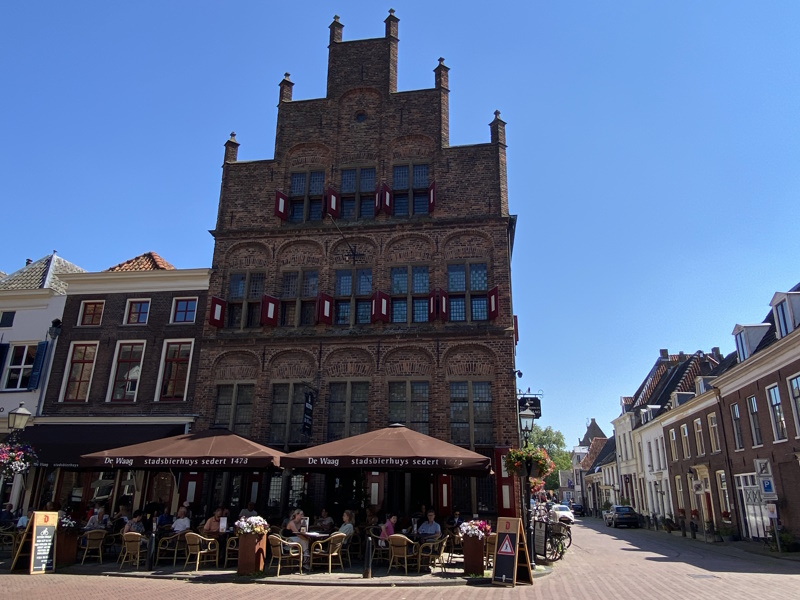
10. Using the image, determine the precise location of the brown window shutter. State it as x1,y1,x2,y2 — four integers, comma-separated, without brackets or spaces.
274,190,288,220
209,296,226,327
260,295,279,326
316,293,334,325
439,289,449,322
428,289,437,322
488,286,499,320
326,187,340,218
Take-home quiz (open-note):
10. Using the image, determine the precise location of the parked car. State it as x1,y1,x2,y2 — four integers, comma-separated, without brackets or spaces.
604,505,639,528
571,502,585,517
549,504,575,524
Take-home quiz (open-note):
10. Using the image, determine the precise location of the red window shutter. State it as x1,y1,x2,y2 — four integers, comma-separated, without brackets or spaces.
513,315,519,345
326,187,340,218
260,295,279,326
316,293,334,325
381,183,393,215
274,190,288,220
378,291,390,322
488,286,499,320
428,290,437,322
428,180,436,213
374,187,382,216
439,289,449,322
209,296,226,328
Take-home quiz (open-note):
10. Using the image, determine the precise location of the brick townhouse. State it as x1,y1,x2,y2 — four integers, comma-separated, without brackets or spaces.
195,11,521,519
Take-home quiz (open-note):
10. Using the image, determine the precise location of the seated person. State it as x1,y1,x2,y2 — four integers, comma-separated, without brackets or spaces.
239,502,258,519
123,510,146,535
84,506,109,530
379,513,397,545
17,509,33,529
157,506,174,528
0,503,15,527
112,504,130,522
338,510,355,540
171,507,191,533
313,508,334,532
203,508,225,538
286,509,310,571
446,510,464,527
417,510,441,540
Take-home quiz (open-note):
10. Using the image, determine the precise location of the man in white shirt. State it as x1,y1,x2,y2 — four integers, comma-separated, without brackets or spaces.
171,507,191,532
238,502,258,519
417,510,441,540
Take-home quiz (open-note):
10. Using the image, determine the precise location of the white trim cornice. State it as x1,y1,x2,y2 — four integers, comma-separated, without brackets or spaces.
59,269,211,294
714,329,800,395
661,391,718,426
31,416,196,425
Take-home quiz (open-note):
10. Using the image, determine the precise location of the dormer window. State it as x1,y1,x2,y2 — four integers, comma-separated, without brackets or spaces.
770,292,800,339
732,324,771,362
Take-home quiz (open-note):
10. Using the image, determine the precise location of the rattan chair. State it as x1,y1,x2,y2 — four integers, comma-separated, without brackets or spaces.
224,535,239,568
484,532,497,568
118,532,144,569
387,533,419,575
267,534,303,576
367,526,389,564
310,532,346,573
418,533,449,573
155,531,187,566
79,529,106,564
348,526,363,560
184,532,219,571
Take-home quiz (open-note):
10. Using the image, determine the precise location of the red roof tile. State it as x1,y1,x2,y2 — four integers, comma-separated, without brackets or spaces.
106,252,176,272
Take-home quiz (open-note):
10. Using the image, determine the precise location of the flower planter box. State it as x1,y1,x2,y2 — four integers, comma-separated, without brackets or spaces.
56,530,80,566
462,535,485,576
237,533,266,575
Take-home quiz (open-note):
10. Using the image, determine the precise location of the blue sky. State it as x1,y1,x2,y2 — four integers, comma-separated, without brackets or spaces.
3,2,799,447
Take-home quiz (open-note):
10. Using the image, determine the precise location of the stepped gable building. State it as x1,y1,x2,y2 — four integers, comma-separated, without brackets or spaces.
197,11,520,517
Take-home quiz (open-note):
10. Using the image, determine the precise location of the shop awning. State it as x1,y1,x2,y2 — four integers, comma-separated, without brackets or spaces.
20,423,187,469
80,428,284,469
282,424,491,476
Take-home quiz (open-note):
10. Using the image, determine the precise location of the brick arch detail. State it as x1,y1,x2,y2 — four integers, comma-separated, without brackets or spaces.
275,239,325,267
211,350,261,382
285,143,333,170
322,347,375,378
268,349,317,380
382,346,435,377
330,237,377,266
223,241,271,269
441,344,498,378
440,230,494,262
384,233,435,263
389,134,436,161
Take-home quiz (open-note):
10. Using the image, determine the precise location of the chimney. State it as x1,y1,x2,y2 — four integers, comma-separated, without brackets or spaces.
659,349,669,360
489,110,506,146
711,346,721,359
678,351,686,361
329,14,343,45
385,8,399,38
25,258,32,266
278,72,294,103
434,57,449,90
224,132,239,163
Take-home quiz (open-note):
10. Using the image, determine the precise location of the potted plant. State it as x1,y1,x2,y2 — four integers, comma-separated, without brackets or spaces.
504,446,555,479
690,509,699,520
721,510,731,522
677,508,686,519
234,516,269,575
459,520,491,576
718,523,735,542
0,442,37,478
56,516,81,566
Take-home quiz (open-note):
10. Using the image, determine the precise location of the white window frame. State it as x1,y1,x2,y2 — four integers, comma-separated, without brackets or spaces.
78,300,105,327
680,424,691,459
708,412,721,453
735,330,748,362
766,384,788,442
105,340,147,403
124,298,151,325
787,371,800,440
669,428,678,462
775,300,791,338
747,395,763,447
2,342,38,390
170,296,199,324
675,476,684,510
731,403,744,450
153,338,194,402
693,418,705,456
58,341,99,403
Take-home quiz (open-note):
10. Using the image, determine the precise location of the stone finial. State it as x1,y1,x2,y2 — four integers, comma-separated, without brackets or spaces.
438,57,445,65
284,72,291,81
385,7,399,38
279,73,294,103
434,57,449,90
330,15,343,44
333,14,339,22
229,132,237,142
388,8,395,16
494,110,501,119
224,131,239,162
490,110,506,145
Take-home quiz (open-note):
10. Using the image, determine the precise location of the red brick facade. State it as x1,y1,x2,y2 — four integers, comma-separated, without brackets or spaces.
196,13,519,516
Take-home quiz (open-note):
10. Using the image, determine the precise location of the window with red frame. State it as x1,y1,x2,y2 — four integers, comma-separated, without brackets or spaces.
110,342,144,401
159,341,192,401
80,301,104,326
64,343,98,402
126,300,150,324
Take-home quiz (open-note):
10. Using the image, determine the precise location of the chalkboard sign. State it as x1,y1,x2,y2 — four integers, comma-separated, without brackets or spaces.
30,511,57,574
491,517,532,587
532,520,548,558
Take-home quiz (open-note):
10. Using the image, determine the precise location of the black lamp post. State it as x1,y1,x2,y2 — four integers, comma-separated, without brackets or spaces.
519,405,535,565
6,402,32,444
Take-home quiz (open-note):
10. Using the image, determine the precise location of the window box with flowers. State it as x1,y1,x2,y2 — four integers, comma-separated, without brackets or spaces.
459,520,491,576
503,446,555,479
0,443,37,479
234,516,269,575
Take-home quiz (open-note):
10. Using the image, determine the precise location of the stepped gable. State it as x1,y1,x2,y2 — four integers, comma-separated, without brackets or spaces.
106,251,176,272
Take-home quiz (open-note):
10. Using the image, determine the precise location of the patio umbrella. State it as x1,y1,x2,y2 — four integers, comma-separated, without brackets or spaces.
80,428,284,469
282,424,491,475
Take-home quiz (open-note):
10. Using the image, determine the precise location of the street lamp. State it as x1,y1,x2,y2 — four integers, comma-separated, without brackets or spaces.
518,404,536,566
6,402,32,443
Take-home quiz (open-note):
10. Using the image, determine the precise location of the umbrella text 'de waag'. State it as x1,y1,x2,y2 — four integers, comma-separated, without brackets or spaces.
80,429,284,469
282,425,491,475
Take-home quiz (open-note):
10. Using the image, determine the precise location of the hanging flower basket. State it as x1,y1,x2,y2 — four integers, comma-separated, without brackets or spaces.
504,446,555,478
0,443,37,478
